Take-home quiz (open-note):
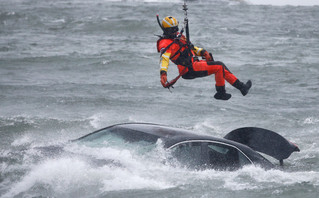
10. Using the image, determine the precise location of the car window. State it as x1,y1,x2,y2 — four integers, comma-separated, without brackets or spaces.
207,142,251,170
170,141,252,170
170,142,203,168
238,151,251,166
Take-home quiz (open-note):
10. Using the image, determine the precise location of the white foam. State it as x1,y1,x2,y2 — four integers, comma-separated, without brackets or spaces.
2,155,173,198
100,166,173,191
303,117,319,124
193,119,225,136
246,0,319,6
222,165,319,191
11,135,32,147
51,19,66,23
4,143,319,198
88,113,105,129
3,158,91,197
101,0,182,2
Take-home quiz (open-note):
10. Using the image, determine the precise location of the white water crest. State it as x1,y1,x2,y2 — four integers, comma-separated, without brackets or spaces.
3,141,319,198
246,0,319,6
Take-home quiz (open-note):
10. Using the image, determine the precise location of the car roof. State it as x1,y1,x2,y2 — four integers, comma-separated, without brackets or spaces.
113,123,200,139
101,123,250,148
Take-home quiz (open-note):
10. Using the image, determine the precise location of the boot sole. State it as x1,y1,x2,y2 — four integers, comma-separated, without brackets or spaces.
214,93,232,100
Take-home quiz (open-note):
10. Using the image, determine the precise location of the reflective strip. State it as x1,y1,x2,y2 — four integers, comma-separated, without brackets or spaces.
163,18,174,27
160,65,167,70
196,48,202,55
160,53,170,72
171,18,177,26
160,63,168,71
162,54,169,59
193,46,203,56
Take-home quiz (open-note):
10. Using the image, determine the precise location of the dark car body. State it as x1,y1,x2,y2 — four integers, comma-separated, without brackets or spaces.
76,123,300,170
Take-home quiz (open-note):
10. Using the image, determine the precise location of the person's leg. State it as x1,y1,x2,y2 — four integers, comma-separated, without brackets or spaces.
205,61,252,97
181,60,252,99
232,79,252,96
188,61,232,100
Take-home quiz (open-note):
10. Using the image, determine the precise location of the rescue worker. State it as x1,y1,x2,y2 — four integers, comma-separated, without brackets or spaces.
157,16,252,100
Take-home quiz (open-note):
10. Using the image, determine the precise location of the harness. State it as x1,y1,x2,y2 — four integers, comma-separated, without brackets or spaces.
157,36,193,68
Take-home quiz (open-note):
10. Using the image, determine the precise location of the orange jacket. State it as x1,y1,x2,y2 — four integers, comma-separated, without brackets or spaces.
157,34,204,73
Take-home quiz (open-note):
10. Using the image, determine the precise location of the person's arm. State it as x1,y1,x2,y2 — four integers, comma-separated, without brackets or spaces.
192,46,204,56
160,52,171,74
192,46,214,61
160,52,171,87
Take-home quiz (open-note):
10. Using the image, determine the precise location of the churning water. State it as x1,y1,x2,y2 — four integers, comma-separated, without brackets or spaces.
1,0,319,197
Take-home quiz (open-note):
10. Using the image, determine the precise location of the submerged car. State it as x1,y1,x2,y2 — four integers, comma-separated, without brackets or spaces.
75,123,300,170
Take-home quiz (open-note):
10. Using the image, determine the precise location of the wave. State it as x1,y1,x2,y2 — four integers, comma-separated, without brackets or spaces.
3,146,319,198
246,0,319,6
99,0,319,6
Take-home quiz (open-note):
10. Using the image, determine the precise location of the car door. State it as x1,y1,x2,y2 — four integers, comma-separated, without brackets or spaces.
203,141,252,170
169,141,205,169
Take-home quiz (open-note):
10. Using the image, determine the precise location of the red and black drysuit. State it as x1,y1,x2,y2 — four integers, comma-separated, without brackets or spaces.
157,34,238,89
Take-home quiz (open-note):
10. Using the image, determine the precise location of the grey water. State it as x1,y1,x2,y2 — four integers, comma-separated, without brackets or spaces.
1,0,319,197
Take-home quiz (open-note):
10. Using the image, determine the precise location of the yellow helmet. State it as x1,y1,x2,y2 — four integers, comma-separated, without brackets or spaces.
161,16,179,29
161,16,179,37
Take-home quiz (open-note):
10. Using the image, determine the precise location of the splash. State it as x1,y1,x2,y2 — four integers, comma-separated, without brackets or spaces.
2,143,174,197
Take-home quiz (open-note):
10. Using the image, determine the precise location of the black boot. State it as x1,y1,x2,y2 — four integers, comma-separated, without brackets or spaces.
232,79,252,96
214,86,232,100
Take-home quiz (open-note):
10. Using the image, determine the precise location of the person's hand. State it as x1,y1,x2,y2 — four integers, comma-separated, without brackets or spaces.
203,51,213,61
160,72,167,88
